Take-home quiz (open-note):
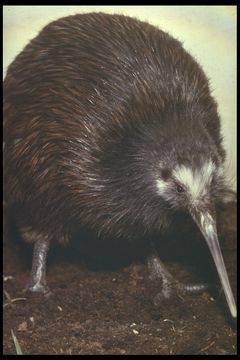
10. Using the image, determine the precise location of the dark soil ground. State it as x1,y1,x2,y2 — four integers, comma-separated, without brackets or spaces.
3,202,237,355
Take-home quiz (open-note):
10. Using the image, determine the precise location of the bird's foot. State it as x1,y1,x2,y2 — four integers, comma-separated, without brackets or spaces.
147,253,210,306
153,280,210,306
23,281,52,298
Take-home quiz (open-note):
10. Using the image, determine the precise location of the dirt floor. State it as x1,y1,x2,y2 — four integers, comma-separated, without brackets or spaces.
3,202,237,355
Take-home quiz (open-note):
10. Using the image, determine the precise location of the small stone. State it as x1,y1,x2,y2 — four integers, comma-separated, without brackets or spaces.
18,321,28,332
3,275,13,281
119,349,126,354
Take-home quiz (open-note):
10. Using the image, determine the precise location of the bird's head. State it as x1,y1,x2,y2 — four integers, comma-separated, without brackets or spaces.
154,149,236,319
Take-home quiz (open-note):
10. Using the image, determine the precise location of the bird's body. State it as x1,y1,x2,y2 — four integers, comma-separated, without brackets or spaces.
3,13,236,318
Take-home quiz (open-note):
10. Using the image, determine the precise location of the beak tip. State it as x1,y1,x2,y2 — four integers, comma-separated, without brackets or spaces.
231,305,237,319
190,207,237,319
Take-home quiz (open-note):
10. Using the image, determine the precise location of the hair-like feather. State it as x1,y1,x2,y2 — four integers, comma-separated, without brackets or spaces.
3,12,226,244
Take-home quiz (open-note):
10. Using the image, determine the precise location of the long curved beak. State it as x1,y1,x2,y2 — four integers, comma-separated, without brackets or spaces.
189,205,236,318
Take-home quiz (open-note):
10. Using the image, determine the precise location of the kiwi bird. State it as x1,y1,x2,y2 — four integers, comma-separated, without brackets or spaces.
3,12,236,318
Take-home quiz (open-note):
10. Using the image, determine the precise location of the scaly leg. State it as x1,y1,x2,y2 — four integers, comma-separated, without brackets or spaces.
147,253,209,303
24,237,51,295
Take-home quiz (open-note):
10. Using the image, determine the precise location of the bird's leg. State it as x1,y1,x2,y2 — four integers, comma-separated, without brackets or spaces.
147,253,177,299
147,252,209,303
25,238,51,294
19,225,51,295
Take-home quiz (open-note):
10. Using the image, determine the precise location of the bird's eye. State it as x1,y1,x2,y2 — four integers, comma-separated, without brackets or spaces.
176,184,184,193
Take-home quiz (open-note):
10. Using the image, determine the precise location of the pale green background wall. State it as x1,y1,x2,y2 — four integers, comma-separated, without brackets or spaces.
3,5,236,191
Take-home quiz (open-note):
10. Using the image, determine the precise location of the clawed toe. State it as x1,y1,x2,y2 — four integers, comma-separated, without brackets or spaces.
152,281,211,307
178,282,211,294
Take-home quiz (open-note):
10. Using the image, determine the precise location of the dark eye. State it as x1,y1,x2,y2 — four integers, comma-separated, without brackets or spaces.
176,184,184,193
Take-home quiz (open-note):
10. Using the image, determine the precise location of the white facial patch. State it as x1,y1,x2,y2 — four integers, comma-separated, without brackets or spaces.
173,160,215,200
216,165,224,177
156,178,168,195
